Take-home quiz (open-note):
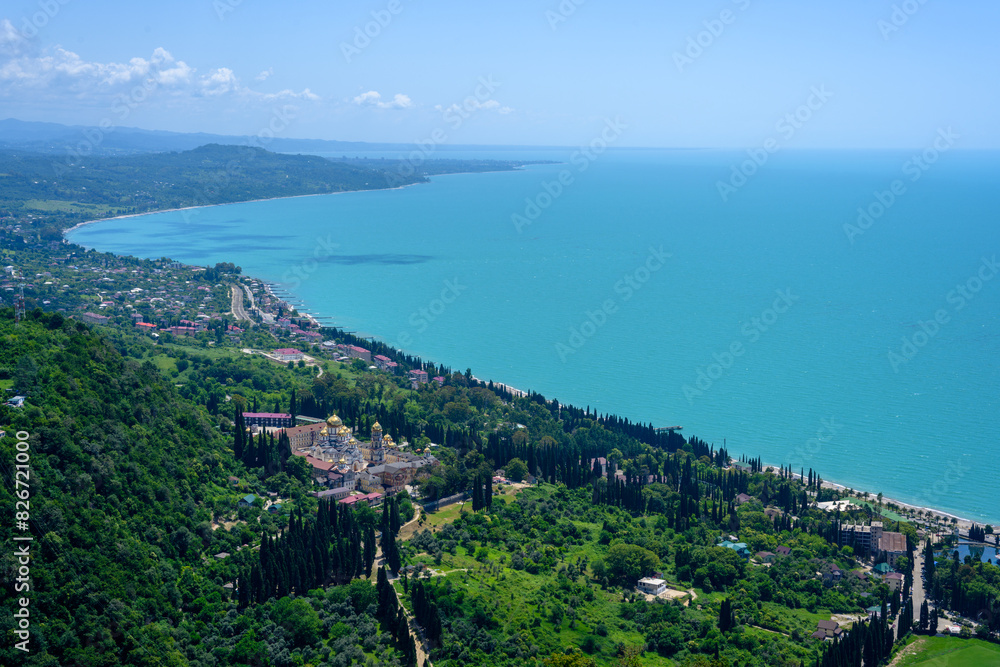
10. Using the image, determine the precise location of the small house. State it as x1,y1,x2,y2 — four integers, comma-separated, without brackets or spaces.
637,578,667,595
815,620,842,639
884,572,904,592
238,494,257,508
756,551,776,564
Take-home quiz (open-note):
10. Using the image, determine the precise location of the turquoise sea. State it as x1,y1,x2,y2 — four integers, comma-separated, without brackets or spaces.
69,148,1000,524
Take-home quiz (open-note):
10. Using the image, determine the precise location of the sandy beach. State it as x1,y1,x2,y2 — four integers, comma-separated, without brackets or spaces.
63,182,423,236
770,466,987,532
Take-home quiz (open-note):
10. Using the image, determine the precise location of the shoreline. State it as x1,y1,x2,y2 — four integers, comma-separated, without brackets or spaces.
60,184,999,531
772,466,990,530
62,182,425,236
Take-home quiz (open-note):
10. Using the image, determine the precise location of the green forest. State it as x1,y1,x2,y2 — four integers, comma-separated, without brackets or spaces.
2,301,999,666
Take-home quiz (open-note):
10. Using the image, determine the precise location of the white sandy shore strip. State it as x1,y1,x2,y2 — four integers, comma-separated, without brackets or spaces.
770,466,989,529
63,183,422,235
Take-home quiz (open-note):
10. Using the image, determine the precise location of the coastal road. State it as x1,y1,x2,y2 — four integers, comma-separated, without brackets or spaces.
911,540,927,631
230,285,251,321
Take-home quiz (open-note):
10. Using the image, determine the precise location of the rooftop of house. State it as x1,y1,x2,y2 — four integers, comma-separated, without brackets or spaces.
879,531,907,553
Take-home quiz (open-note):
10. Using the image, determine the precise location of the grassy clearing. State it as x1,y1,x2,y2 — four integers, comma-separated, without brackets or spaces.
894,635,1000,666
852,499,908,522
24,199,118,215
416,547,650,665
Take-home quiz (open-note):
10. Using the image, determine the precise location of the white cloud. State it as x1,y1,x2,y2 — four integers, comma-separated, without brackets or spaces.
0,42,319,104
258,88,319,102
353,90,413,110
255,67,273,81
0,18,28,58
435,98,514,116
199,67,237,96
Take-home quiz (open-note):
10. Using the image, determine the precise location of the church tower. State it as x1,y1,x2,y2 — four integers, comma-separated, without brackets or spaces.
370,421,385,463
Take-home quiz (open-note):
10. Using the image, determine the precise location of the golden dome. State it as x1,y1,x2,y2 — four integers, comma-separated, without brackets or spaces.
338,425,350,436
372,421,382,431
382,434,393,442
326,414,343,427
339,457,346,463
320,427,328,436
348,437,358,444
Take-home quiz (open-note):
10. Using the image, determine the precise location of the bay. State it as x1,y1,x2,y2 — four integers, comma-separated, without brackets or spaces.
68,147,1000,524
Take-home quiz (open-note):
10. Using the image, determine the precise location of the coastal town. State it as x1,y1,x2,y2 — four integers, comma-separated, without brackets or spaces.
3,225,999,666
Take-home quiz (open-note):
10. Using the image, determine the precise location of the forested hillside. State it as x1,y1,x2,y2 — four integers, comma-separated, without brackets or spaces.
2,304,997,666
0,311,410,666
0,144,427,236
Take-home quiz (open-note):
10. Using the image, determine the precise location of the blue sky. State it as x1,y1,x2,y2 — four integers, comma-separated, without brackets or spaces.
1,0,998,148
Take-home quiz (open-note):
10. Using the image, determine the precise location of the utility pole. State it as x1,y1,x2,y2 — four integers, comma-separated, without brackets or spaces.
14,270,26,325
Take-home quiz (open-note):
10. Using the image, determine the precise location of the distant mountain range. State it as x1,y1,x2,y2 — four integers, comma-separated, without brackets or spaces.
0,118,552,156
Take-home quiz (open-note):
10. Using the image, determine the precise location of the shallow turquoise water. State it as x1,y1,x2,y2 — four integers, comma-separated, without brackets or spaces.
69,148,1000,524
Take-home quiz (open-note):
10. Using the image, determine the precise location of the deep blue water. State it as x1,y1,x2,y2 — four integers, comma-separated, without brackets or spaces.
68,148,1000,524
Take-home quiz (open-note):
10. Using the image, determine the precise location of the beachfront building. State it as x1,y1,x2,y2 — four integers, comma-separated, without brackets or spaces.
637,578,667,595
840,522,883,557
875,531,908,568
336,344,371,362
409,369,429,389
